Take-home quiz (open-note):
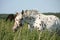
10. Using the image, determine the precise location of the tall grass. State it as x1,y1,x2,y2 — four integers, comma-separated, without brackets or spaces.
0,19,60,40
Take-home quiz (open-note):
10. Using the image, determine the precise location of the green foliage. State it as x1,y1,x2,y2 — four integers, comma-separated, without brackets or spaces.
0,19,60,40
43,13,60,18
0,13,60,40
0,13,60,19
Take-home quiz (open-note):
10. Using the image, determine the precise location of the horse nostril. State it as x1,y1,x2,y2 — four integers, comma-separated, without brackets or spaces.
20,23,22,26
13,28,17,32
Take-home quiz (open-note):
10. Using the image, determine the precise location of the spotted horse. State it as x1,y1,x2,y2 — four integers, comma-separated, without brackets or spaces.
12,10,60,33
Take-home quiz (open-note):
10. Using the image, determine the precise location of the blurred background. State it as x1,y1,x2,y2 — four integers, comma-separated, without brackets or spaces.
0,0,60,19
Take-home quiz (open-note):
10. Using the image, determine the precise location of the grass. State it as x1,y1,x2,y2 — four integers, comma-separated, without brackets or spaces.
0,19,60,40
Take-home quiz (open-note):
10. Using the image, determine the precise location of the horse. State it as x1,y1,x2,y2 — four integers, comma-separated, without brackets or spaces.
6,14,15,21
12,10,60,33
6,12,18,22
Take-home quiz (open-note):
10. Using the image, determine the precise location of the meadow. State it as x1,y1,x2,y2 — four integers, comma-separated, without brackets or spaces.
0,13,60,40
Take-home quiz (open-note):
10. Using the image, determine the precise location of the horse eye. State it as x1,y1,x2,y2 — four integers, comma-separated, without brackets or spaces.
21,18,23,20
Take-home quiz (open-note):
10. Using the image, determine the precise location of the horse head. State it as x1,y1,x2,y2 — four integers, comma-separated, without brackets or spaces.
12,10,25,32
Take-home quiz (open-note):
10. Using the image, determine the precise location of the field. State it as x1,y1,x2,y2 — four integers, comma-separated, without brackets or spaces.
0,13,60,40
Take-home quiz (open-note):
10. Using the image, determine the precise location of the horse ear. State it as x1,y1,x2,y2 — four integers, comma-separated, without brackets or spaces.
21,10,24,15
15,12,18,17
16,12,18,15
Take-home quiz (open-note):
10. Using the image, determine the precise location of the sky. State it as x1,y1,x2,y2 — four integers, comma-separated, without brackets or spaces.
0,0,60,13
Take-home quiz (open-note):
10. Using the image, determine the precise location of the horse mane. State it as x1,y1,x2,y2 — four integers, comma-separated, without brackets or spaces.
25,9,38,14
23,9,39,17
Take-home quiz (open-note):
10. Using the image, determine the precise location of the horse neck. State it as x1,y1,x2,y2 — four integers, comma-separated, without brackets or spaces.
23,10,41,23
23,16,32,24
